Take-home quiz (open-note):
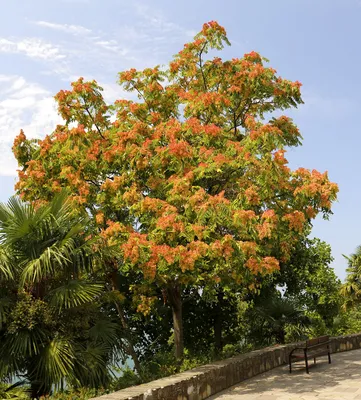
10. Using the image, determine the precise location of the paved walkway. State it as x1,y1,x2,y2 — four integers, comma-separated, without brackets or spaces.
209,349,361,400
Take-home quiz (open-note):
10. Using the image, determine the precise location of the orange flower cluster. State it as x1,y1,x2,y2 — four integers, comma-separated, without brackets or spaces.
244,187,260,205
261,209,277,220
257,210,278,239
168,176,192,199
119,68,137,82
13,129,26,147
283,211,306,232
201,20,227,36
257,221,273,240
293,169,338,210
168,140,192,158
246,256,279,273
101,176,126,193
95,212,104,225
213,153,230,166
156,214,185,233
209,236,233,259
261,256,280,271
207,191,230,207
123,183,141,205
239,241,258,257
141,197,177,216
51,181,61,193
273,150,287,165
179,247,199,272
233,210,256,226
87,140,101,161
39,135,53,156
121,232,149,264
101,220,125,239
26,160,45,181
245,257,260,273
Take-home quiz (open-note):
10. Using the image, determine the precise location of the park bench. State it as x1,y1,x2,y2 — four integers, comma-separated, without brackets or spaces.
289,335,331,373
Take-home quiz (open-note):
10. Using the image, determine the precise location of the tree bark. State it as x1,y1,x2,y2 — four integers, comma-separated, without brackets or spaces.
110,270,142,375
167,283,184,361
214,290,223,352
214,307,222,351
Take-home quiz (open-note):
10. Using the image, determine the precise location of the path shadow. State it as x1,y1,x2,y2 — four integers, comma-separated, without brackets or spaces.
209,350,361,398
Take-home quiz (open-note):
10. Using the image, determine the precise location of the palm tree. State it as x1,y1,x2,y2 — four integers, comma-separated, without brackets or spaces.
341,246,361,308
0,193,124,398
248,294,311,345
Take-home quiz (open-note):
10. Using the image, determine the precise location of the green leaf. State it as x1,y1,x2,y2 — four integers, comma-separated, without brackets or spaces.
48,281,103,311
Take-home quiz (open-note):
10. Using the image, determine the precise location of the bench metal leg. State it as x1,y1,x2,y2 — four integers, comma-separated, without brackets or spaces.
328,352,331,364
289,356,292,373
314,357,316,365
304,350,309,374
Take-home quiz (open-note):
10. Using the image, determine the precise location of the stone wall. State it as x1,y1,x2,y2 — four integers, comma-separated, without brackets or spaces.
92,333,361,400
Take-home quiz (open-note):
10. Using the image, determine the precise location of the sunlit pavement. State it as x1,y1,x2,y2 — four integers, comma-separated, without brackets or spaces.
209,348,361,400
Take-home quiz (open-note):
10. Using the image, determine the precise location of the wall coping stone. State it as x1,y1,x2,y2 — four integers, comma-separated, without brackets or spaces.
92,333,361,400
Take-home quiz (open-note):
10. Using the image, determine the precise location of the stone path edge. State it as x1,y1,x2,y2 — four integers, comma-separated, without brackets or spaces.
91,333,361,400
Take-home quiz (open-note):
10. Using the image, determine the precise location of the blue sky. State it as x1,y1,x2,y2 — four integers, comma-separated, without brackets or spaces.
0,0,359,280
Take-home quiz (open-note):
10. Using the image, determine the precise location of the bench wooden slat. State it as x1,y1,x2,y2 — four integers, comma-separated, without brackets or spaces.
306,338,318,347
318,335,329,343
289,335,331,374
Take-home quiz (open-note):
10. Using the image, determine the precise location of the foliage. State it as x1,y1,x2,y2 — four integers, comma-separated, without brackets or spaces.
0,193,124,397
0,383,29,400
12,21,338,362
45,387,109,400
331,304,361,336
341,246,361,309
246,293,311,345
279,237,341,327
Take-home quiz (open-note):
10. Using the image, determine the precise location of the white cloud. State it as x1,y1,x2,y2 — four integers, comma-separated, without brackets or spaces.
0,37,65,60
34,20,91,35
0,75,63,177
134,3,195,42
1,5,194,83
94,39,128,54
0,75,15,83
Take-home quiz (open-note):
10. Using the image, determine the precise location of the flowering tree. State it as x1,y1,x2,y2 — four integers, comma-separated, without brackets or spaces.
13,21,338,360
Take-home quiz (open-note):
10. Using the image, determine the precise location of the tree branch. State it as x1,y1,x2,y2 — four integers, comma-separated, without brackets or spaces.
198,42,209,92
84,106,105,139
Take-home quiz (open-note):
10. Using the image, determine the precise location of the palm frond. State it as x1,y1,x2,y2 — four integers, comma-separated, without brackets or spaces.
72,344,110,388
48,281,104,311
0,247,14,281
89,319,126,365
20,243,71,284
0,297,12,329
34,338,75,390
5,329,47,358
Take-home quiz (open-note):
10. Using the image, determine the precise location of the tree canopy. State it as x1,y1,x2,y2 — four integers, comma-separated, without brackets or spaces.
12,21,338,362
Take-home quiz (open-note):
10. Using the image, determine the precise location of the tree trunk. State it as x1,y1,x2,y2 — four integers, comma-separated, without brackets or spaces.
167,284,184,361
214,290,223,352
29,379,50,399
214,307,222,352
110,270,142,375
113,299,142,374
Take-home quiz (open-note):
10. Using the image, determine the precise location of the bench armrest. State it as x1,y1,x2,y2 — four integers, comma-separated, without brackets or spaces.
289,347,306,357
